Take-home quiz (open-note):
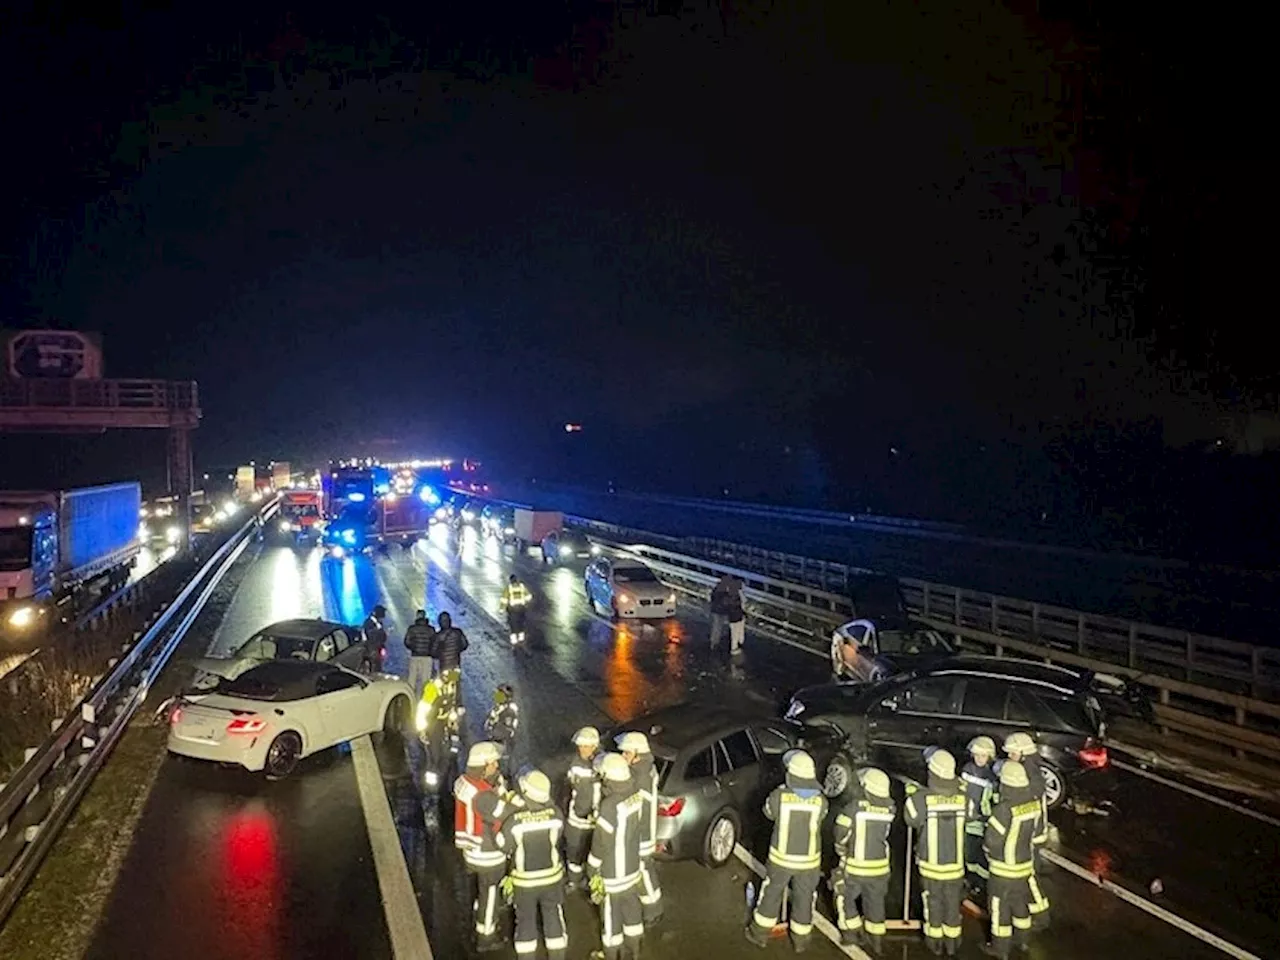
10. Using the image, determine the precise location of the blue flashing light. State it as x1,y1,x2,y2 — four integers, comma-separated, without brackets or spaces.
347,492,366,502
418,485,441,506
342,529,357,544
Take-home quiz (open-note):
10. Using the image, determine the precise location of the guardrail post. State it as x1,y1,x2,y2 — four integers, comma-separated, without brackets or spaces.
1030,602,1040,638
921,583,931,617
1076,614,1086,655
1251,648,1262,699
952,589,961,626
990,597,999,634
1233,706,1246,759
1185,633,1194,682
1127,624,1138,669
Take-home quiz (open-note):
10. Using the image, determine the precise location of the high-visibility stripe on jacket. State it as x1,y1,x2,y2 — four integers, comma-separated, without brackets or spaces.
567,758,601,830
903,783,967,881
764,782,827,871
589,790,645,893
834,797,896,877
984,798,1042,879
499,801,565,888
502,583,532,608
630,757,659,857
454,774,509,868
961,762,997,836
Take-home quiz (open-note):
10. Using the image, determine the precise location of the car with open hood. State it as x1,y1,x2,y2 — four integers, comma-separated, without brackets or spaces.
190,618,374,690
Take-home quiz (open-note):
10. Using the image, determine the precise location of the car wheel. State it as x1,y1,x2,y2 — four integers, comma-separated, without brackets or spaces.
1041,763,1066,809
701,809,740,868
380,694,410,744
823,754,855,799
265,732,303,779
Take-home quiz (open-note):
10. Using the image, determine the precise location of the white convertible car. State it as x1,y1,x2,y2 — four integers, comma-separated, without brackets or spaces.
168,659,413,778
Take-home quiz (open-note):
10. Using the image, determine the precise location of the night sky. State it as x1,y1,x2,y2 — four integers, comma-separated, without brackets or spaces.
0,2,1267,553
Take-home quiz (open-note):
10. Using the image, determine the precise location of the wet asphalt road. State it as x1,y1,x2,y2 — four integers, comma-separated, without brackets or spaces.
87,524,1271,959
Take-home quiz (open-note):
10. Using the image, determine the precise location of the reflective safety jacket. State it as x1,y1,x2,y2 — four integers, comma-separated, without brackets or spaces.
363,614,388,651
984,785,1043,880
1021,755,1050,846
501,582,532,609
764,777,828,871
960,761,998,836
498,799,565,888
485,701,520,744
834,796,896,878
566,753,602,831
589,788,645,893
454,773,509,869
629,755,659,858
903,778,966,881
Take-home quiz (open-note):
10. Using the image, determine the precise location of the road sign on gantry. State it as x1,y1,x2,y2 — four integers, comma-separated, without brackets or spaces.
2,329,103,379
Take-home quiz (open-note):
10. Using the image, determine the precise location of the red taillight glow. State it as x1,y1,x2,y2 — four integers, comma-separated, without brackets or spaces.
227,717,267,734
1078,741,1109,769
658,797,685,817
169,705,183,725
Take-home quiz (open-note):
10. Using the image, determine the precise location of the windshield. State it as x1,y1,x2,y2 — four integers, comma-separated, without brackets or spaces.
0,528,33,568
614,566,658,583
284,504,320,518
878,629,953,656
218,673,291,701
232,632,316,661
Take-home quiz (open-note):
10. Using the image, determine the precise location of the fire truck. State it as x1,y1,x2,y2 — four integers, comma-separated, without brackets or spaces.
321,463,435,558
276,489,323,545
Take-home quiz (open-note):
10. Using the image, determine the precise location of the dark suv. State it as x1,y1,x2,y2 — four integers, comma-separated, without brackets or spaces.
786,655,1116,808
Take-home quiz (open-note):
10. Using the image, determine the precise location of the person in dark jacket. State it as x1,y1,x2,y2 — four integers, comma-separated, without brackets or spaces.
709,573,745,653
404,609,436,699
362,604,388,669
432,610,469,674
904,749,967,957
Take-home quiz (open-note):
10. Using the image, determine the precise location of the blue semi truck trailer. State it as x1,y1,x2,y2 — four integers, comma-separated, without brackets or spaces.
0,482,142,636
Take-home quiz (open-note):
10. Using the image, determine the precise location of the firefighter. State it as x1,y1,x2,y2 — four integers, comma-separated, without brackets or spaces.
433,611,470,675
903,748,966,956
565,726,602,888
416,668,462,788
454,741,512,952
485,683,520,775
501,574,533,644
615,731,663,926
588,753,646,960
832,767,895,955
499,770,569,960
403,608,436,699
1002,732,1050,927
747,750,827,953
962,736,998,900
362,604,388,668
984,760,1041,958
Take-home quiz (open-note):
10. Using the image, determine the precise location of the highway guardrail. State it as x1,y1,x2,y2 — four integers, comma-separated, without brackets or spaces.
0,500,273,924
563,518,1280,772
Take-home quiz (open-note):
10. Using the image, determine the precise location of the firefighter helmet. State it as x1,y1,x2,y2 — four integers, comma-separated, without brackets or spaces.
599,753,632,783
999,760,1030,788
574,726,601,747
467,741,502,768
519,770,552,803
615,731,650,754
858,767,891,798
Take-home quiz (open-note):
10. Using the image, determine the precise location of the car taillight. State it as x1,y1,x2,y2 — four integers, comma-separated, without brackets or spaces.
227,717,267,734
169,705,183,725
658,796,685,817
1078,740,1109,769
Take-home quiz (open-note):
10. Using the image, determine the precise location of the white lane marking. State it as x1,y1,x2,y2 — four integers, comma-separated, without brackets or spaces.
351,735,434,960
1108,757,1280,827
733,844,872,960
1042,850,1262,960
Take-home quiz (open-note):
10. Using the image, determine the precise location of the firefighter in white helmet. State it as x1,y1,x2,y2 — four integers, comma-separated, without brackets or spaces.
588,753,646,960
962,736,998,899
833,767,895,955
564,726,603,888
984,760,1042,958
454,741,511,952
747,750,827,952
498,770,569,960
616,730,663,926
904,748,966,956
1002,731,1050,927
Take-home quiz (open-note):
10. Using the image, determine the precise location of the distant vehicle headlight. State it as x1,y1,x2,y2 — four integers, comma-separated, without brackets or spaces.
166,526,181,544
330,545,346,559
280,520,293,532
785,700,805,720
590,544,601,555
560,545,573,557
434,507,448,519
618,593,632,605
8,606,37,628
667,593,677,604
504,526,515,535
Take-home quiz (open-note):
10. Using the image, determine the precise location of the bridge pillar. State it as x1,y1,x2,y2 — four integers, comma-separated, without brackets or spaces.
166,425,194,553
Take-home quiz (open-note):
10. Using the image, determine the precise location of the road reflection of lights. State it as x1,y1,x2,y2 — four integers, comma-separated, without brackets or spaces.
269,549,305,621
549,568,579,626
219,806,281,959
601,621,648,721
1086,848,1114,879
337,558,364,624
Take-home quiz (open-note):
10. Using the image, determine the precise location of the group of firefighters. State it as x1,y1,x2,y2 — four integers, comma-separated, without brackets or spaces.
753,733,1051,959
452,725,663,960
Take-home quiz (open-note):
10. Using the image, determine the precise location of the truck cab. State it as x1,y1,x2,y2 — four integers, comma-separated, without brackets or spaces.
0,502,59,631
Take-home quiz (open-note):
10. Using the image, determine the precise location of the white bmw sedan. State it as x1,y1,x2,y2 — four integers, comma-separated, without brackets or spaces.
168,660,413,778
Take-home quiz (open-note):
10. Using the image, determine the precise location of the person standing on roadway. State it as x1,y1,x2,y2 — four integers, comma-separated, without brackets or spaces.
1001,732,1050,927
587,753,646,960
709,572,746,655
432,610,469,675
962,736,998,901
501,574,533,644
362,604,388,669
747,749,827,953
498,769,570,960
564,726,602,889
904,748,967,957
616,731,663,926
403,609,436,699
485,683,521,776
983,760,1041,958
455,741,513,953
833,767,895,955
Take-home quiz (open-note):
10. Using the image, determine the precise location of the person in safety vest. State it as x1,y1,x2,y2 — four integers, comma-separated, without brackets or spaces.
403,609,436,698
485,683,520,776
983,760,1043,958
416,667,462,788
747,750,827,953
454,741,512,952
500,574,533,644
962,736,998,900
587,753,646,960
564,726,602,889
616,731,663,926
1001,732,1050,927
833,767,896,955
498,770,569,960
904,748,967,956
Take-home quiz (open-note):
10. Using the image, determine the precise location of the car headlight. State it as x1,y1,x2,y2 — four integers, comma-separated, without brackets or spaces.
165,525,181,544
667,593,677,604
559,545,573,557
504,526,514,534
7,606,37,628
618,593,632,604
785,700,805,720
280,520,293,532
330,545,346,559
342,529,357,544
589,544,601,555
